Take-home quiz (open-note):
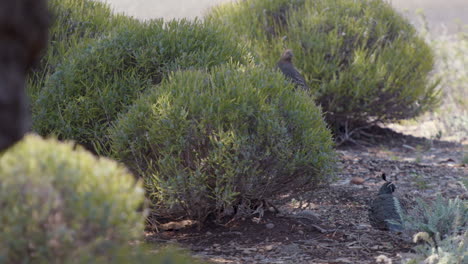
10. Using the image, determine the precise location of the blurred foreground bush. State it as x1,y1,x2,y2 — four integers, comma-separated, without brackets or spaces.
110,65,335,222
33,18,248,152
0,134,144,263
67,245,204,264
208,0,440,142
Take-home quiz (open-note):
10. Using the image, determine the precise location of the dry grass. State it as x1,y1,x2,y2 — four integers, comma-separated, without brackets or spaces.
417,24,466,141
387,13,467,142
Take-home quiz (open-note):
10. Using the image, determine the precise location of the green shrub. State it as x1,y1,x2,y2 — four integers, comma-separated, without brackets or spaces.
28,0,138,101
33,18,248,152
208,0,440,140
0,134,145,264
401,196,468,264
109,65,335,222
401,195,467,240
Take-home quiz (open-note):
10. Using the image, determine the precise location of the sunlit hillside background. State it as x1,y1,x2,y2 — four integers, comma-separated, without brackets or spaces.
98,0,468,143
97,0,467,33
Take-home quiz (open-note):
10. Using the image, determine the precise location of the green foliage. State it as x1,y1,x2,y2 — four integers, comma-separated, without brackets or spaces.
28,0,138,101
400,196,468,263
208,0,441,137
33,18,248,152
109,65,335,222
0,134,145,264
401,195,467,240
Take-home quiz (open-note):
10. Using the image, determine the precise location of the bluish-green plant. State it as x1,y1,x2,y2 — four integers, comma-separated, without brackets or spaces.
401,195,467,240
400,195,467,264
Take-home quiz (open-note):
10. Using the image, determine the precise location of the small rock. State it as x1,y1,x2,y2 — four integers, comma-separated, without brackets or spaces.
350,177,365,185
333,258,353,263
296,210,320,222
376,254,392,263
206,231,212,236
356,224,370,230
252,217,261,223
266,223,275,229
265,245,274,251
241,247,257,254
282,243,300,254
382,242,394,249
308,202,319,209
438,158,455,164
298,230,304,235
402,144,416,151
460,193,468,200
159,220,196,231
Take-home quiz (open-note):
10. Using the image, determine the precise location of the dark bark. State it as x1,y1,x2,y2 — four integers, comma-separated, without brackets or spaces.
0,0,49,151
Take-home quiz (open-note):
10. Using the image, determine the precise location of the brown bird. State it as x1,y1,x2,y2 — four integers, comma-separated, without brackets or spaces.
277,49,309,89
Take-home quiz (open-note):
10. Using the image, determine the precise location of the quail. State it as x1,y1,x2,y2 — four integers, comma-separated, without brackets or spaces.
368,173,404,231
277,49,309,89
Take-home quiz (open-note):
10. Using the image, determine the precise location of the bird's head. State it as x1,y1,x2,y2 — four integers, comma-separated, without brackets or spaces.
378,173,396,195
378,182,396,195
281,49,294,62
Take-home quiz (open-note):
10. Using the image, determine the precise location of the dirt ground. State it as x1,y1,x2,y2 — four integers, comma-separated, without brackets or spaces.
146,126,467,264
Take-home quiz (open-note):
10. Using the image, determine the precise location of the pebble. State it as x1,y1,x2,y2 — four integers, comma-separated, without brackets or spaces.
356,224,370,230
266,223,275,229
351,177,365,185
296,210,320,222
